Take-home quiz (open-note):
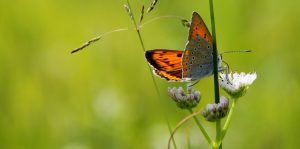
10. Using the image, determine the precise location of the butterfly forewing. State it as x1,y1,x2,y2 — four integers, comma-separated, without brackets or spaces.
182,12,214,81
188,12,213,44
145,49,183,81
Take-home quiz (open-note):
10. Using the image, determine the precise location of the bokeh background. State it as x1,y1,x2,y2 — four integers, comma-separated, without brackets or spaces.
1,0,300,148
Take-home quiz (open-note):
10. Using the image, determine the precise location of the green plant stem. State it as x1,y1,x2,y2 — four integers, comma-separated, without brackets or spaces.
188,109,213,146
126,0,177,148
167,118,178,149
125,0,161,96
125,0,144,52
139,15,186,28
208,0,222,148
220,99,236,141
209,0,219,104
216,120,221,148
186,128,191,149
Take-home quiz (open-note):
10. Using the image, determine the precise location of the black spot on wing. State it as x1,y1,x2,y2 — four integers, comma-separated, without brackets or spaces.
145,50,160,69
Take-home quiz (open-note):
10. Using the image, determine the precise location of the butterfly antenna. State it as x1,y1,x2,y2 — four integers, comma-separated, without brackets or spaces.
221,60,233,85
222,60,230,74
220,50,251,55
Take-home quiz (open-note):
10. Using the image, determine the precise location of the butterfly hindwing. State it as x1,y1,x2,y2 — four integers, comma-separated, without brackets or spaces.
182,12,214,80
154,70,182,81
183,37,214,80
145,49,183,81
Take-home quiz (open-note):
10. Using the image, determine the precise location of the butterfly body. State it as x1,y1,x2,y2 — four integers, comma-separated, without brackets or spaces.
145,12,222,82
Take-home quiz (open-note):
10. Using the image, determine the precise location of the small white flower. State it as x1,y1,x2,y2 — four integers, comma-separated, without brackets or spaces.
219,72,257,99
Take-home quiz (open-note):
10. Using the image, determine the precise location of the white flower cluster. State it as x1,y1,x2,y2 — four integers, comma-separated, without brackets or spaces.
219,72,257,99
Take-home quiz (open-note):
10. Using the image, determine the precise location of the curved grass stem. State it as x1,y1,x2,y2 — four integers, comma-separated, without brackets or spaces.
188,109,213,146
71,28,129,54
167,119,178,149
139,15,187,28
168,110,212,149
125,0,161,96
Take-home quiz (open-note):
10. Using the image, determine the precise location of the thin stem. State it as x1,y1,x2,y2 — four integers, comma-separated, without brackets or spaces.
126,0,144,52
125,0,161,96
71,28,129,54
186,128,191,149
209,0,219,103
168,110,202,149
188,109,213,146
208,0,222,148
220,99,236,141
167,119,178,149
136,30,145,51
125,0,178,148
71,14,187,54
139,15,186,28
216,120,221,147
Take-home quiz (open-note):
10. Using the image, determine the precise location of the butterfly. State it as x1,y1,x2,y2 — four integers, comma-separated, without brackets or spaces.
145,12,222,82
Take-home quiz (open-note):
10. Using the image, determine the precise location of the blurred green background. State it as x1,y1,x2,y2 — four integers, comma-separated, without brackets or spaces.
1,0,300,148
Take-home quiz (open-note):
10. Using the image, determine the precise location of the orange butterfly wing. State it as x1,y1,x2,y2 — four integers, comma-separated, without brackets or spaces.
145,49,183,81
189,12,212,43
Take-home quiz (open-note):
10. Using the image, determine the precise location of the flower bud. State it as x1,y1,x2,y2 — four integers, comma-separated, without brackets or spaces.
202,96,229,122
168,86,201,109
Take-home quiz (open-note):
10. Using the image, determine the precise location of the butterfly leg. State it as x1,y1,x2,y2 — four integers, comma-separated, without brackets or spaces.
220,61,232,84
218,66,228,73
187,80,200,88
